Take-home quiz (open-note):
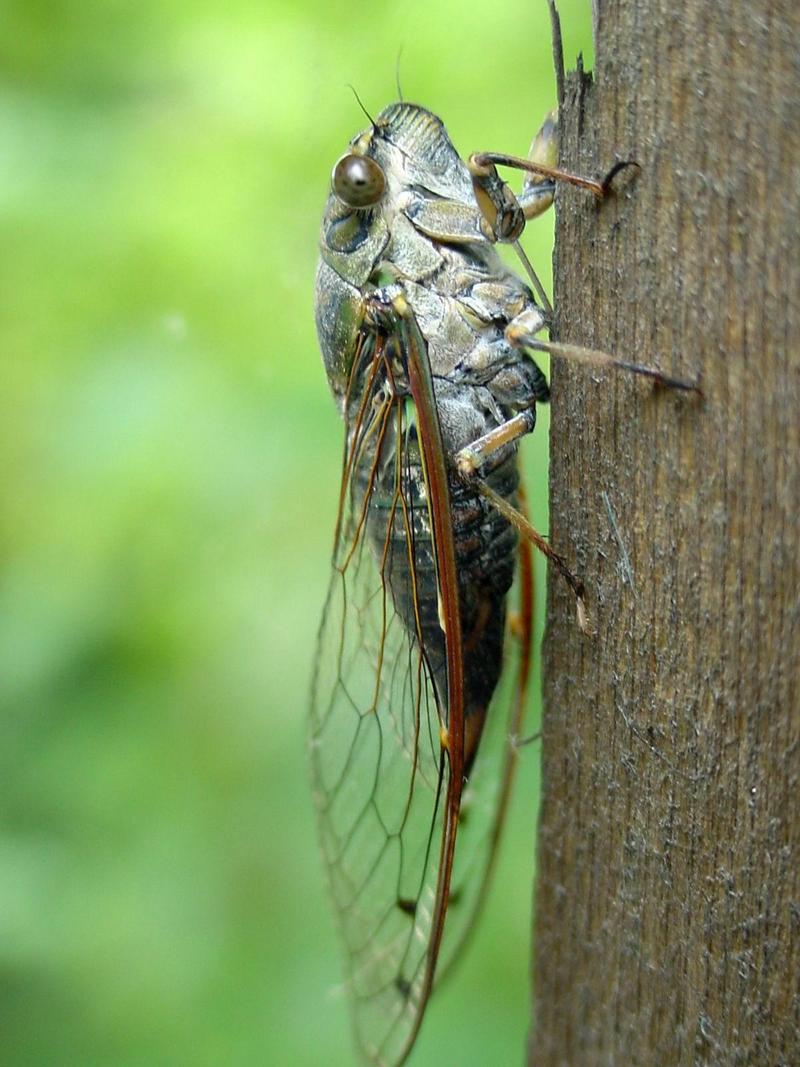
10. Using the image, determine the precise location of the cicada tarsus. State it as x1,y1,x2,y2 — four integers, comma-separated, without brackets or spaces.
309,100,696,1067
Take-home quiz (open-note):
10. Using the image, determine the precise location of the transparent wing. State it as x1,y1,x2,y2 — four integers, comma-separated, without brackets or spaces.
435,526,533,984
309,309,531,1066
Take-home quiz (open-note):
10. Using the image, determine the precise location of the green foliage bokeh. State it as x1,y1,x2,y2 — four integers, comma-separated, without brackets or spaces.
1,2,592,1064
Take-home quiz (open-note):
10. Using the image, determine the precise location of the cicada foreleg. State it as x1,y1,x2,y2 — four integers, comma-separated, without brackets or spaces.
466,111,561,315
468,109,637,241
468,114,702,395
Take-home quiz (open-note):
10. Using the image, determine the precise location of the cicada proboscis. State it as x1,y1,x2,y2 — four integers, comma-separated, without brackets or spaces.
309,97,697,1067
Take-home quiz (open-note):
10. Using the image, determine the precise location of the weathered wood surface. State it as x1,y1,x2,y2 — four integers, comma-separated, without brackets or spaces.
532,2,800,1064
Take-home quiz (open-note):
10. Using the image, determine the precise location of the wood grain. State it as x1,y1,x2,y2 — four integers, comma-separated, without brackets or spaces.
531,2,800,1064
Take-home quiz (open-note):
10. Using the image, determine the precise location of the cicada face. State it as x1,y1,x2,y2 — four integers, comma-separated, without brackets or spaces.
310,103,542,1067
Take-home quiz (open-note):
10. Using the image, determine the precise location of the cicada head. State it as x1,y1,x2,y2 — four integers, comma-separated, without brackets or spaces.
316,102,475,404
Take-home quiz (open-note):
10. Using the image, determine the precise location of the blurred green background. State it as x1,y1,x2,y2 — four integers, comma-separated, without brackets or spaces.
1,1,592,1064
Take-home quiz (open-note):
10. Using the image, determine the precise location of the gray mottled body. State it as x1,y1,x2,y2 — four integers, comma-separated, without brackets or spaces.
315,102,549,760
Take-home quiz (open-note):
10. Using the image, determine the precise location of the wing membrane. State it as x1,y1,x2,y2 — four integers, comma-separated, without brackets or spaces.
310,304,531,1065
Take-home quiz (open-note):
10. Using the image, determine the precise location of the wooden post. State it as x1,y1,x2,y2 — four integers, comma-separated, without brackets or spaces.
532,2,800,1064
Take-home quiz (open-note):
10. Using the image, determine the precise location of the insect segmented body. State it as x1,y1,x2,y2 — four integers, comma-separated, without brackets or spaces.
310,101,559,1066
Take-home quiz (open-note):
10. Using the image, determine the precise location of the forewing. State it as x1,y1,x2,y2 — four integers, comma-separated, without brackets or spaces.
309,322,453,1064
310,308,531,1066
435,528,533,982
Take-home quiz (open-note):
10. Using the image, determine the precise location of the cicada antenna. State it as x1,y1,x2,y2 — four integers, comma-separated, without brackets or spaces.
346,84,378,133
395,46,405,102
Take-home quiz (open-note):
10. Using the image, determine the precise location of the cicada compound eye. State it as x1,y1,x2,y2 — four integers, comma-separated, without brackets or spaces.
332,154,386,208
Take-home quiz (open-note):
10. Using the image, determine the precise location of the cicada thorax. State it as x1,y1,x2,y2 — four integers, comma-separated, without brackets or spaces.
351,372,520,773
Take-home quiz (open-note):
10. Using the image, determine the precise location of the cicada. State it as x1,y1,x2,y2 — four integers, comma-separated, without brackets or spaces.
309,99,694,1067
